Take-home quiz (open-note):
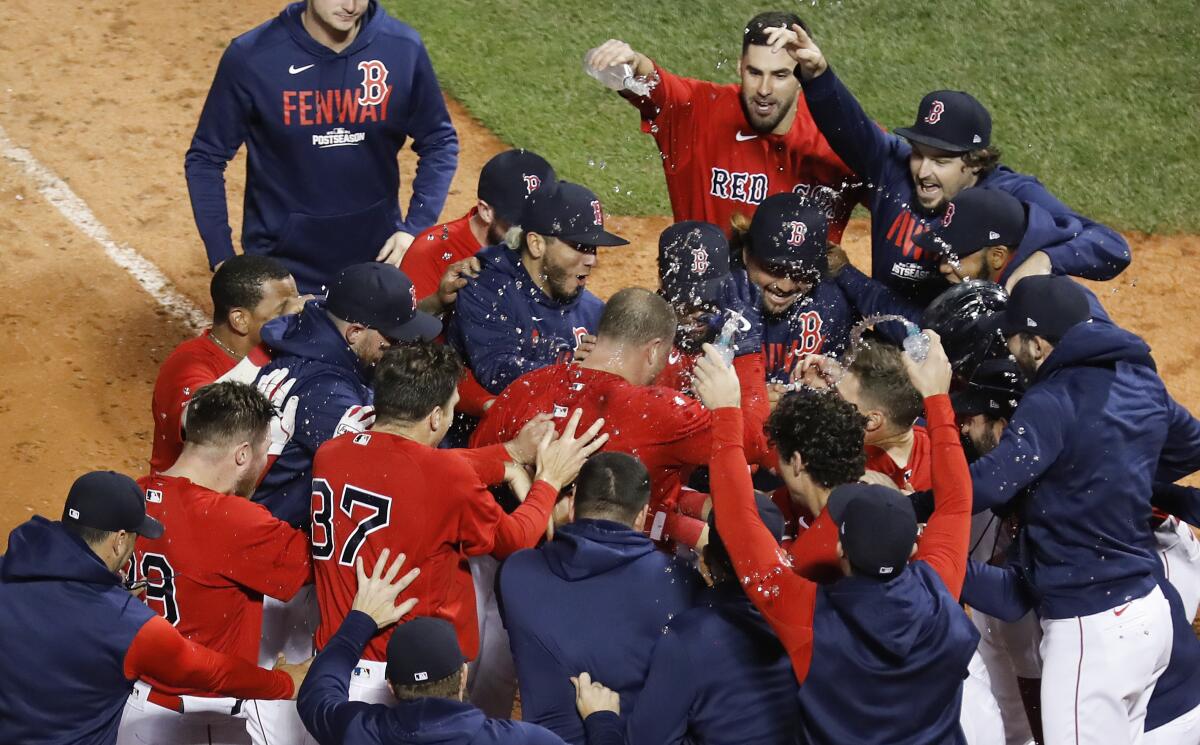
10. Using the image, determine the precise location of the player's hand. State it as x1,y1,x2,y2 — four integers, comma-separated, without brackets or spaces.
586,39,643,75
257,368,299,456
767,382,789,412
825,243,850,278
763,24,827,81
534,409,609,492
420,257,482,315
274,654,313,700
352,548,421,630
335,404,376,437
546,495,573,542
504,462,534,503
571,672,620,718
1003,251,1052,293
693,344,742,410
281,293,314,317
902,329,952,397
505,412,554,465
376,231,416,267
793,353,843,390
572,334,598,364
859,469,903,490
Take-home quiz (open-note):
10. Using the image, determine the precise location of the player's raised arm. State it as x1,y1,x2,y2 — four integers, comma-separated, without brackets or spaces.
584,39,656,82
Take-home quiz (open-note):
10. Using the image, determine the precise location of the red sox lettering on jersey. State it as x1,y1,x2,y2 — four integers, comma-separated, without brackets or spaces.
282,60,393,131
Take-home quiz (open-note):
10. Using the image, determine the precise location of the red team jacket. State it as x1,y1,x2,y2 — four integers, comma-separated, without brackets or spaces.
310,432,556,661
132,475,312,668
632,63,857,242
149,332,238,473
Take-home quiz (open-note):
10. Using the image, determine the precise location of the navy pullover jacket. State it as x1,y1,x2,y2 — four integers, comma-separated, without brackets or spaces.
497,519,701,745
449,244,604,394
254,300,373,529
298,610,621,745
0,517,157,745
185,0,458,293
626,583,801,745
801,69,1129,305
969,320,1200,618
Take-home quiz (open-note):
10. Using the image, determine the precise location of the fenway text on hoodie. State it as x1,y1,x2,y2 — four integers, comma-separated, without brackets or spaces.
471,358,771,547
0,518,293,745
311,432,554,661
497,520,702,745
969,320,1200,619
801,69,1130,305
299,611,616,745
709,397,979,745
449,243,604,395
185,1,459,293
255,300,374,529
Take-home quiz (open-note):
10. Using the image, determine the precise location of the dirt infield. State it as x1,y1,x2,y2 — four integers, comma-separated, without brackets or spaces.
0,0,1197,535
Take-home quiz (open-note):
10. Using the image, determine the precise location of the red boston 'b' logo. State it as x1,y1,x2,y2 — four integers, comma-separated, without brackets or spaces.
942,202,956,227
787,221,808,246
591,200,603,226
925,100,945,125
522,174,541,194
357,60,390,106
691,247,710,274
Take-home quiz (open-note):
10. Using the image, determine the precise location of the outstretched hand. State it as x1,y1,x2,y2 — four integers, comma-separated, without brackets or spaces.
763,23,828,81
351,549,421,630
902,330,953,397
693,343,743,410
534,409,609,491
506,412,556,465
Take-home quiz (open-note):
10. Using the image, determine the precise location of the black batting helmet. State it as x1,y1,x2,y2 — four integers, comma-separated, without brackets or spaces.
921,279,1009,386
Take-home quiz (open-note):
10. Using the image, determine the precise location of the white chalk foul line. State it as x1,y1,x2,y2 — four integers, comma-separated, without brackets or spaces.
0,122,208,331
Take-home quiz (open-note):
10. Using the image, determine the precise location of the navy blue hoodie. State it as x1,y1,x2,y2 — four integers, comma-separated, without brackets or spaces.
627,583,801,745
299,610,621,745
449,243,604,394
0,517,157,745
185,0,459,293
255,300,373,528
802,69,1130,305
969,320,1200,618
497,519,701,745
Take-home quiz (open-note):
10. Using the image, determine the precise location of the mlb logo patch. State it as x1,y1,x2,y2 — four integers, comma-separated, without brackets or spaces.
353,433,372,446
68,508,80,519
553,405,569,418
414,671,429,682
353,666,372,679
146,489,163,504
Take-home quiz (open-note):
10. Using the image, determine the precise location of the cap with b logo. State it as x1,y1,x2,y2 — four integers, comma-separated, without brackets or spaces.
325,263,441,343
658,221,732,307
746,192,829,281
827,483,917,580
62,471,164,539
477,149,558,224
385,616,467,685
518,181,629,247
985,274,1091,343
895,90,991,154
913,188,1027,259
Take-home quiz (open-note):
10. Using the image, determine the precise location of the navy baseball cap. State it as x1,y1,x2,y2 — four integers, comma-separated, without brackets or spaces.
658,221,732,307
895,90,991,154
951,358,1026,420
746,193,829,281
386,616,467,686
828,483,917,580
63,471,164,539
477,149,558,224
518,181,629,247
325,263,441,343
913,189,1027,259
983,274,1091,343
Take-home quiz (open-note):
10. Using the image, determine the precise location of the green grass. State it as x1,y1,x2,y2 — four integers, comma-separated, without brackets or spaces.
389,0,1200,233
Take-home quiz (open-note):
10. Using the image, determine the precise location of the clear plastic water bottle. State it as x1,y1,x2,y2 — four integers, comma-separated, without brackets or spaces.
902,322,929,363
714,313,742,366
582,49,651,96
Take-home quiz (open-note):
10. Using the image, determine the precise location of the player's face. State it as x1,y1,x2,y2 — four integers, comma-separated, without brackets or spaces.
351,327,393,367
739,45,800,134
959,413,1002,459
248,277,303,345
235,429,272,498
938,252,987,285
486,217,512,247
541,238,598,302
1007,334,1042,379
307,0,368,33
909,143,980,211
744,254,813,315
668,300,718,354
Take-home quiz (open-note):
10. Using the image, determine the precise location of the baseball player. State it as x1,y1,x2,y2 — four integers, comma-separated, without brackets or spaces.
585,11,859,242
310,343,606,706
0,472,307,745
770,24,1129,304
150,254,302,473
119,381,312,745
449,181,628,395
185,0,459,293
473,288,771,549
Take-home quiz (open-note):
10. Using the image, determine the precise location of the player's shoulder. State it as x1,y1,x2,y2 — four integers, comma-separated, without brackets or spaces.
369,7,425,46
157,333,228,377
226,11,295,61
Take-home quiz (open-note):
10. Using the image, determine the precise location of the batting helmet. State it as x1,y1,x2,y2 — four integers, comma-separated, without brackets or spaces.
921,279,1008,385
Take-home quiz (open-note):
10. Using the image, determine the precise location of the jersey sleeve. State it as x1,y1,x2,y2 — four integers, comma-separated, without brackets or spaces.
216,500,313,601
457,443,511,486
834,265,923,327
457,369,498,419
626,628,698,745
708,407,819,684
800,68,899,185
912,394,973,599
297,610,380,744
452,452,556,559
125,615,293,700
394,39,458,235
152,355,226,464
400,227,453,300
960,560,1035,623
653,366,772,471
489,482,558,559
450,280,548,394
969,386,1068,514
1156,395,1200,482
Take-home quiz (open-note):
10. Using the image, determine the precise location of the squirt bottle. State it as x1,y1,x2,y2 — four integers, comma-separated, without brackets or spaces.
714,312,742,366
582,49,651,96
902,322,929,363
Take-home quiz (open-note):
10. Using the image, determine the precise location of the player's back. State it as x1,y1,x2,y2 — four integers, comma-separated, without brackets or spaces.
149,332,236,473
312,431,504,660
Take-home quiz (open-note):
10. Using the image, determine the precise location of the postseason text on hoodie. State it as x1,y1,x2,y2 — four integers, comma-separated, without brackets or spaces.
185,0,459,293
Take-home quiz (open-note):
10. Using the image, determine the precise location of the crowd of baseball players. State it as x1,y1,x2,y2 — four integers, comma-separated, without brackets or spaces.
3,2,1199,744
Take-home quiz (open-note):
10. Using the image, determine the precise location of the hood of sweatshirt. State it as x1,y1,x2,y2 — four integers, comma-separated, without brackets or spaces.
280,0,384,60
1,516,120,587
476,242,596,313
260,300,371,383
371,697,488,744
540,519,658,582
1037,318,1155,381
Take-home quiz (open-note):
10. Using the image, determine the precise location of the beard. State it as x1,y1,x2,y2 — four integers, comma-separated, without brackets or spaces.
739,92,795,134
543,261,583,303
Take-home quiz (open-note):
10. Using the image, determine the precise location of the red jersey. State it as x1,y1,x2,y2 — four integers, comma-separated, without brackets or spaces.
402,208,482,300
865,425,932,491
632,63,858,242
653,347,698,393
132,475,312,666
149,332,237,473
311,432,555,661
472,355,771,545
